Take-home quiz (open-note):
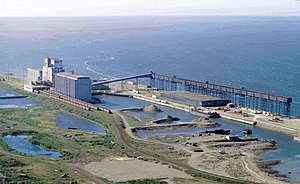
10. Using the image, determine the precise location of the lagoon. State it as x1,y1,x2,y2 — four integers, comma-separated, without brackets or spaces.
54,112,106,135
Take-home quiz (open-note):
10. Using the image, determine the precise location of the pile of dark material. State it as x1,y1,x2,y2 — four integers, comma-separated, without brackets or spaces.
143,105,163,114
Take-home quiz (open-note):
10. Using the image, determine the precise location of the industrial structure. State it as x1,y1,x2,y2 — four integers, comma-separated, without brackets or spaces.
24,58,65,93
149,72,292,116
42,58,65,86
25,57,293,116
55,72,92,102
92,72,293,116
161,91,231,107
25,58,91,102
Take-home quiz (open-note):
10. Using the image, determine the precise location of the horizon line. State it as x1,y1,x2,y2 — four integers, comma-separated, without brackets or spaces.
1,15,300,18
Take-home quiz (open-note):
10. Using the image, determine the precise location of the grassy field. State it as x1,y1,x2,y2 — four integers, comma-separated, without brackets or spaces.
0,75,249,184
0,76,123,182
0,153,90,183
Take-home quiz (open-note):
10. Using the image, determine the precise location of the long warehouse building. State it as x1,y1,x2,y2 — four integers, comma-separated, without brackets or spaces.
55,72,92,102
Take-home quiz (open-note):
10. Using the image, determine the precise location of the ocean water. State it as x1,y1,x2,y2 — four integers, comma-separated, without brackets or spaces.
0,16,299,116
0,17,300,180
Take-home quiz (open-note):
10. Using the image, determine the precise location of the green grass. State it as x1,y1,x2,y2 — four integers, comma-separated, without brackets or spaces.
0,154,70,184
0,93,121,159
0,75,251,184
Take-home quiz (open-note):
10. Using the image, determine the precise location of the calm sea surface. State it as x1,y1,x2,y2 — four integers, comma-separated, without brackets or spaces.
1,16,300,181
0,16,299,116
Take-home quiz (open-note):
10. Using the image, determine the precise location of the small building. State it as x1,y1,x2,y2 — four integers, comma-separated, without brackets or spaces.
27,67,42,85
55,72,92,102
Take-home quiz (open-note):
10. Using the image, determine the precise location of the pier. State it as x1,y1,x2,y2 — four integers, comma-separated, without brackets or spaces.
91,71,292,116
149,72,292,116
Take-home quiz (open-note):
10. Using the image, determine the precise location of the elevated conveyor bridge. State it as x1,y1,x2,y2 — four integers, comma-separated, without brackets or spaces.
92,71,292,116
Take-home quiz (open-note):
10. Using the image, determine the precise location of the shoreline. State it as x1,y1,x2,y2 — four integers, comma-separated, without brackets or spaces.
124,111,286,184
9,72,295,139
121,92,299,183
2,73,299,183
129,92,300,138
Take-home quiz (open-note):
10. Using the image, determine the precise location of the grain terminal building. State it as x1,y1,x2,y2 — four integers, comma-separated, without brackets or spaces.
55,72,92,102
42,58,65,86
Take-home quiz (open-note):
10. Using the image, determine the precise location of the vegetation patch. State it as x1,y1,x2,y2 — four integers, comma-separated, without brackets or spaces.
0,155,51,183
116,178,168,184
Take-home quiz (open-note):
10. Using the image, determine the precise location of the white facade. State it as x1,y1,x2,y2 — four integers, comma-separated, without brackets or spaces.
42,58,64,85
27,68,42,85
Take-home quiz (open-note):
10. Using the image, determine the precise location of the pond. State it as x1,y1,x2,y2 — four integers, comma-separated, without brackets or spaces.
2,135,62,158
54,112,107,135
0,90,40,108
0,90,16,97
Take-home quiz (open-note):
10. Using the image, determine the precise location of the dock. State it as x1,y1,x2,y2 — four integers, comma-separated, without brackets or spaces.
150,72,292,116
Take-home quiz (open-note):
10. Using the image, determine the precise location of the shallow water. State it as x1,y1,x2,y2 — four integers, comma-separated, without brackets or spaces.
0,90,16,97
98,95,198,122
54,112,106,135
0,98,40,108
0,91,40,108
2,135,62,158
100,95,300,181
